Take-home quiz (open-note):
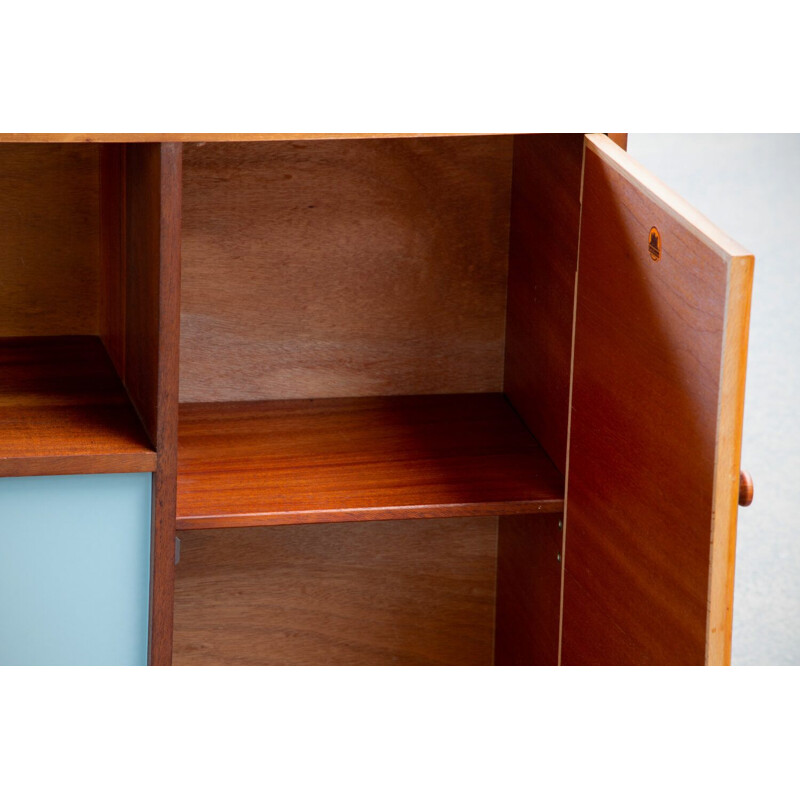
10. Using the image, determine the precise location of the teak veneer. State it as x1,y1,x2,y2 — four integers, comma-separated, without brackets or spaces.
176,394,564,529
0,132,754,666
173,517,498,666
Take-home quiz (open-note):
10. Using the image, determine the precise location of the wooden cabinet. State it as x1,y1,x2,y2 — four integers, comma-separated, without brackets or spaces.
0,133,753,665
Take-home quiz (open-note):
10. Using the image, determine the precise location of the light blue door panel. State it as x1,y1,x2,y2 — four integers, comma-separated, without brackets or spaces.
0,473,152,666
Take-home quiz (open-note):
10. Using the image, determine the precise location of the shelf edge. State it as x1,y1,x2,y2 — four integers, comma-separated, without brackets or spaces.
0,452,157,478
176,498,565,531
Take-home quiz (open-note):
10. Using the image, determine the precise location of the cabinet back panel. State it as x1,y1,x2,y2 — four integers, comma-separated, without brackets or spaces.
180,137,513,402
0,145,101,337
173,517,497,665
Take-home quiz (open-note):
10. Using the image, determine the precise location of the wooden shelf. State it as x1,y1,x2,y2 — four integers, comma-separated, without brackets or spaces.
176,393,564,530
0,337,157,477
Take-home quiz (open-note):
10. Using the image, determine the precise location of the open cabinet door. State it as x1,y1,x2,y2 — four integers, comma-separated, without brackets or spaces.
561,134,754,665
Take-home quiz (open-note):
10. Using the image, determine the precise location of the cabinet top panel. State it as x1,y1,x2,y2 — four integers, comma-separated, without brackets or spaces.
0,133,503,143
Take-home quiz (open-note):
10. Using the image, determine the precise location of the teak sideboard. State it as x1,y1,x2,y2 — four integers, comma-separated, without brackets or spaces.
0,133,754,666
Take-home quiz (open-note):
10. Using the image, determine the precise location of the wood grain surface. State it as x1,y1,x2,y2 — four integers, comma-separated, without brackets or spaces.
180,137,513,402
0,336,156,476
1,133,493,143
177,394,564,529
120,144,184,666
494,514,563,665
503,134,584,475
173,517,498,665
0,144,100,337
607,133,628,150
560,135,753,665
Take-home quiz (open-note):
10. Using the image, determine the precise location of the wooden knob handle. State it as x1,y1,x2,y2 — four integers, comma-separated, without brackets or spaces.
739,470,754,507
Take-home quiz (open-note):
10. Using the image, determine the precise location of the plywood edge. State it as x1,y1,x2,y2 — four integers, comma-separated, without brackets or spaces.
0,132,505,144
706,253,754,665
585,133,752,260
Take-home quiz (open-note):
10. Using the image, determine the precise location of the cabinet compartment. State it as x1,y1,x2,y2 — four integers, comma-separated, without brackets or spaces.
0,144,157,476
174,135,581,665
174,516,502,666
0,336,155,476
173,513,562,666
0,142,180,665
178,136,581,529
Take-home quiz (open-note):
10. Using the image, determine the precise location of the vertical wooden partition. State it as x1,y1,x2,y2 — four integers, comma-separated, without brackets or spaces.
495,134,583,665
101,143,183,665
